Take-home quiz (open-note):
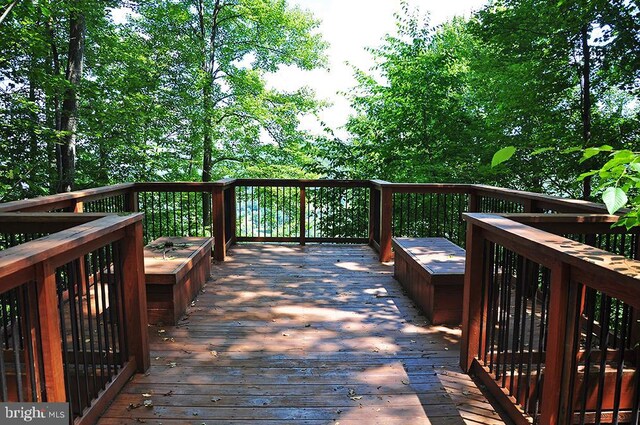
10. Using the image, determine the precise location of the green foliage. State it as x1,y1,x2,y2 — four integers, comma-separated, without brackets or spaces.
0,0,328,201
582,148,640,227
491,147,516,168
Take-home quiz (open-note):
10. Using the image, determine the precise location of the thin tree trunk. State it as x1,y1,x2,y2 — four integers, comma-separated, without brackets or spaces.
57,7,85,193
199,0,221,229
580,25,592,200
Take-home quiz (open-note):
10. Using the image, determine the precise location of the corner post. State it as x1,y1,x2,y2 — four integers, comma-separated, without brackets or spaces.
540,262,575,425
121,219,150,372
460,220,485,371
212,186,226,261
35,262,67,401
226,185,237,245
379,185,393,262
125,189,139,212
368,186,378,247
468,189,480,213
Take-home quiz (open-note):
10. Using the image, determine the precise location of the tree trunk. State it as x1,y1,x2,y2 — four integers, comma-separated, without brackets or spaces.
57,7,85,193
202,83,213,228
580,25,592,200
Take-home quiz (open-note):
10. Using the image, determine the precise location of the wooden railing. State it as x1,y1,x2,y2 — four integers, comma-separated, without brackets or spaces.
0,213,149,425
0,180,614,263
462,213,640,424
1,179,637,424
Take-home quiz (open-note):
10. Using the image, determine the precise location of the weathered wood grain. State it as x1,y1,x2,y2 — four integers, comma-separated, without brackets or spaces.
98,244,504,425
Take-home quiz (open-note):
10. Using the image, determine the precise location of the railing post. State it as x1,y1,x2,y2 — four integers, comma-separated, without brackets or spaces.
379,185,393,262
468,190,480,213
125,189,139,212
460,221,485,371
212,187,226,261
540,262,575,425
121,220,150,372
67,199,83,213
299,185,306,246
226,185,236,245
523,198,542,213
35,262,67,401
368,186,378,247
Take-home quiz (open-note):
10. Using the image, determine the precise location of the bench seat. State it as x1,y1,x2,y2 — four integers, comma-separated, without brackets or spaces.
144,236,213,325
392,237,465,325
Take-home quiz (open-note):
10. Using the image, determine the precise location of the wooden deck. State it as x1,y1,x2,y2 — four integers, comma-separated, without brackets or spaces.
98,244,506,425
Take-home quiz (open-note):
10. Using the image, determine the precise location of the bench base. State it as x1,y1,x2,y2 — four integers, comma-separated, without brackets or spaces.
392,237,465,326
144,237,213,325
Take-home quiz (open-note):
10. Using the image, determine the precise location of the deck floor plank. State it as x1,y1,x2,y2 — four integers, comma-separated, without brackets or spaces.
98,244,506,425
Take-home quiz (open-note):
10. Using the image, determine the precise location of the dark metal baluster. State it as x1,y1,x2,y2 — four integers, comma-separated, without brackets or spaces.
9,290,23,401
112,242,128,362
72,260,91,406
594,294,611,424
612,302,629,425
19,285,38,401
502,250,514,389
57,266,80,414
579,288,598,425
67,262,85,408
150,192,156,241
533,268,549,419
104,245,119,375
516,257,529,406
97,247,112,381
82,255,98,395
90,252,106,389
488,244,500,373
524,261,538,416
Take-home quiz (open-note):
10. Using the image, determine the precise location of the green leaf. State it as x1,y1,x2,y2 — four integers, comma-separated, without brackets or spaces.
602,187,628,215
630,163,640,173
577,170,598,181
491,146,516,167
561,147,581,154
531,147,553,155
581,147,602,162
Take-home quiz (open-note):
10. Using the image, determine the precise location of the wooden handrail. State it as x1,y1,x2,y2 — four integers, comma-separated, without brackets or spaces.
0,214,143,286
0,212,149,423
461,213,640,424
0,183,135,212
463,213,640,308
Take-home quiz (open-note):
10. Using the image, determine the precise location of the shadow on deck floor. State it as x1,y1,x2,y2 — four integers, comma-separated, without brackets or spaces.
98,244,507,425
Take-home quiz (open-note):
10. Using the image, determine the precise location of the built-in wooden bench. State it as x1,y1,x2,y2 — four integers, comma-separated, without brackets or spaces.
392,237,465,325
144,236,213,325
